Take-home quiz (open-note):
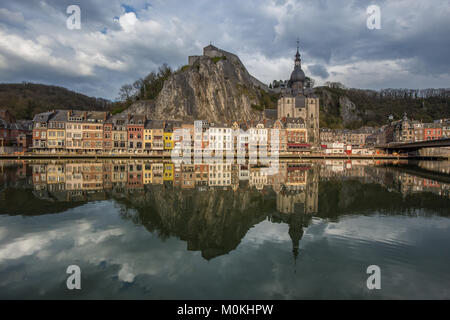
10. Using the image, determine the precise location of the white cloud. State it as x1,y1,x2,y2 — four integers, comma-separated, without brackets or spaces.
118,263,136,283
119,12,138,32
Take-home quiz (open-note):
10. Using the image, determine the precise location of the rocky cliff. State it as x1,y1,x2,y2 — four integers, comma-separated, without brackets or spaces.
315,86,363,128
126,48,272,122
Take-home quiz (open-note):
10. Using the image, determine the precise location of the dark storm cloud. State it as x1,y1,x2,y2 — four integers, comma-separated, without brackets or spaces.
308,64,329,79
0,0,449,99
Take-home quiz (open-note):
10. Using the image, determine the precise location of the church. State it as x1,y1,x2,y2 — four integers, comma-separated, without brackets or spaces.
277,44,320,147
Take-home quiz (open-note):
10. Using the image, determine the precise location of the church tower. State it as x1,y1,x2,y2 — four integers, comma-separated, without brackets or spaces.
277,40,320,148
289,40,306,94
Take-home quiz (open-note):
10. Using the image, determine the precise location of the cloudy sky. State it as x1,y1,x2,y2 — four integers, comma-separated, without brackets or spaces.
0,0,449,100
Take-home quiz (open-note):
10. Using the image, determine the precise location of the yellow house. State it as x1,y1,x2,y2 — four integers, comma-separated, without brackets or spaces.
164,121,181,151
144,121,152,153
47,110,67,152
164,124,174,150
163,163,174,181
163,132,173,150
143,162,152,184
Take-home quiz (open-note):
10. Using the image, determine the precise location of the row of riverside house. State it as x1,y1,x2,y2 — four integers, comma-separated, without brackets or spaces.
0,109,33,152
31,109,312,154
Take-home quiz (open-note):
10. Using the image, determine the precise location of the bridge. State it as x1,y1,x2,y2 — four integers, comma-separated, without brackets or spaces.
377,138,450,153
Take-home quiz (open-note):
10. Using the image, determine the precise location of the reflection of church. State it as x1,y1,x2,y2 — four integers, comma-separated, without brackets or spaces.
277,43,320,146
275,164,319,215
272,163,319,261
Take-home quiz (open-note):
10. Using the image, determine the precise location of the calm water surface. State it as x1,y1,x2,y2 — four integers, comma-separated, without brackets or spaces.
0,159,449,299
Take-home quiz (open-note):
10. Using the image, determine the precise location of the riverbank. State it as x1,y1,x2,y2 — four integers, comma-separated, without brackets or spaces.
0,153,448,161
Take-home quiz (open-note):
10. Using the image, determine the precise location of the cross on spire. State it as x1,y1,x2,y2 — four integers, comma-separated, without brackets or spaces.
295,38,301,66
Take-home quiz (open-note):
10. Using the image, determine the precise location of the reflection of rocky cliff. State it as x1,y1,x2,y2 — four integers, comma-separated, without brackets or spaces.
116,185,276,260
0,188,83,216
5,159,450,261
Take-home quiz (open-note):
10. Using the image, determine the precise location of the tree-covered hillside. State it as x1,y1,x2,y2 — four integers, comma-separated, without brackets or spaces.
0,83,112,120
315,86,450,129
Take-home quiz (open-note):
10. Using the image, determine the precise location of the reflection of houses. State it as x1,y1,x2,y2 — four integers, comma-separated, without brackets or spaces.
82,163,103,190
249,166,268,190
127,161,143,189
66,163,84,190
231,164,240,190
239,164,249,181
47,164,65,185
143,163,152,184
181,164,195,189
208,163,232,187
112,161,128,187
32,164,47,187
151,163,164,185
276,165,319,215
391,169,450,198
164,163,174,182
15,158,450,264
194,164,209,186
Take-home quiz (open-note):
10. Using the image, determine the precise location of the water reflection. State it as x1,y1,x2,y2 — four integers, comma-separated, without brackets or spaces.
0,160,450,299
1,159,449,260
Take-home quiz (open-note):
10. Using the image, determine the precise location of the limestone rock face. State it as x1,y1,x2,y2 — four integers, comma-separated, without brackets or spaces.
151,55,266,122
339,95,362,125
316,87,363,126
125,100,155,115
